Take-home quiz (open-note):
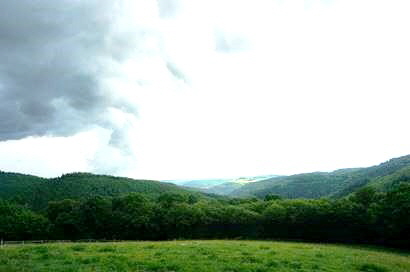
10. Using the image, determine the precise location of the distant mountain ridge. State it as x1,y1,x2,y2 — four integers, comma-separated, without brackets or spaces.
167,179,232,188
230,155,410,198
165,175,280,195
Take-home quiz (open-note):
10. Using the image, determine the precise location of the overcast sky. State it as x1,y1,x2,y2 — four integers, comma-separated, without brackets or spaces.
0,0,409,180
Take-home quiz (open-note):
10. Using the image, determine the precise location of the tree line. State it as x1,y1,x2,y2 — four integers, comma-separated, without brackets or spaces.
0,184,409,249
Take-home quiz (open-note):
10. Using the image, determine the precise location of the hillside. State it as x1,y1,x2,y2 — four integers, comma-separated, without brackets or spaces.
367,165,410,191
0,171,190,210
230,155,410,198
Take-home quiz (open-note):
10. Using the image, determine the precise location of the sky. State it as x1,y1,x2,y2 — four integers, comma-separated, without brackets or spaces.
0,0,409,180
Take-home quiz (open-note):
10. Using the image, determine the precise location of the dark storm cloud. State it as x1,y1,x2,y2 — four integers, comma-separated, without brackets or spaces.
0,0,138,141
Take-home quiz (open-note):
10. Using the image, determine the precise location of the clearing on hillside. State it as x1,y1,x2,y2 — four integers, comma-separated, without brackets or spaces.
0,240,408,272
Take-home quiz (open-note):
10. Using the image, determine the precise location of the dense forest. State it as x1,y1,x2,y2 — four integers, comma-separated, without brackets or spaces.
0,155,409,249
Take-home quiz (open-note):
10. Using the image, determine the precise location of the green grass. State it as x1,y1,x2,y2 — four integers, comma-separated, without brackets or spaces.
0,240,408,272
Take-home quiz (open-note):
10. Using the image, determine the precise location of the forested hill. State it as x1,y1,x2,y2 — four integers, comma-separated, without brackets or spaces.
0,172,191,210
230,155,410,198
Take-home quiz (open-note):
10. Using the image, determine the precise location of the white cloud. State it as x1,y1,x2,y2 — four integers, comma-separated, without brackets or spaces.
0,128,109,177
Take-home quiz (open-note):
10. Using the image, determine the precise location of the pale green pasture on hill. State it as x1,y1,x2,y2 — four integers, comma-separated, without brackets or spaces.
0,240,408,272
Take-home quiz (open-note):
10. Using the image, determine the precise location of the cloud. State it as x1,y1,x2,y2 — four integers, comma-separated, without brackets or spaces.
0,0,141,141
0,128,109,177
157,0,181,19
214,29,250,53
165,61,188,83
0,0,169,175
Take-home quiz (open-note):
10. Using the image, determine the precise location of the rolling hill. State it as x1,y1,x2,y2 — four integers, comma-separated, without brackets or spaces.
0,172,191,210
230,155,410,198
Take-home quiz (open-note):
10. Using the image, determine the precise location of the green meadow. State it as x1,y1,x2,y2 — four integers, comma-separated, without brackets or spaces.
0,240,408,272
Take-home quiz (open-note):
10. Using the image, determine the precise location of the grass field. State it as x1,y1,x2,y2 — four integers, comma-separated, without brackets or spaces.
0,240,409,272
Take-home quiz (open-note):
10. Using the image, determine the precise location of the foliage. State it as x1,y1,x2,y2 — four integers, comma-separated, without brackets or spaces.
0,200,49,240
